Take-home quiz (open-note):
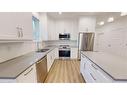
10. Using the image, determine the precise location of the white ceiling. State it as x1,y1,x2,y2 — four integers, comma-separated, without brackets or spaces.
47,12,120,19
43,12,122,27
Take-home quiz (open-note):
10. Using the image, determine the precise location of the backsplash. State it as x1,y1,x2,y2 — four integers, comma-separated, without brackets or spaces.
0,42,35,63
42,40,78,47
95,16,127,57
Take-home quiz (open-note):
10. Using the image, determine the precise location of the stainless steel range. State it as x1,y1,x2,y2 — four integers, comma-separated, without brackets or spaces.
59,45,70,59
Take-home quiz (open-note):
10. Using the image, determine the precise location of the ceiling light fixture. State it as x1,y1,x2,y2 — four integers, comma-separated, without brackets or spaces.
58,12,62,15
107,17,114,22
120,12,127,16
99,21,104,26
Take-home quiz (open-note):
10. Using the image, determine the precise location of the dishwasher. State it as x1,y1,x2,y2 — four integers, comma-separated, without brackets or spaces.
36,56,47,83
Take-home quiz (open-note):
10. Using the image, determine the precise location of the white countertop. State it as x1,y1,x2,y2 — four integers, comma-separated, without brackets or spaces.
81,51,127,81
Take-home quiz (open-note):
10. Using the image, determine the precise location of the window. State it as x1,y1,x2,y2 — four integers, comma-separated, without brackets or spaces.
32,16,40,42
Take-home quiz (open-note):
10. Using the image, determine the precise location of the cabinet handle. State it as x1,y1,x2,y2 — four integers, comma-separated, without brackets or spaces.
20,28,23,37
91,64,98,70
18,31,20,38
16,27,20,38
90,73,96,80
21,31,23,37
24,68,33,76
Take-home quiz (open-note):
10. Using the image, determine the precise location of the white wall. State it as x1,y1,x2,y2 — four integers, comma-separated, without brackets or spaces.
96,16,127,57
0,42,35,63
78,16,96,32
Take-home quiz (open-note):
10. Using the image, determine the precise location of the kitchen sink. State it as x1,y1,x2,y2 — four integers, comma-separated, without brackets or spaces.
36,49,49,52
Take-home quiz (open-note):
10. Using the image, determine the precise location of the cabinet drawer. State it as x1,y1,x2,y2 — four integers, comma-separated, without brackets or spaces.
16,64,37,83
89,63,112,83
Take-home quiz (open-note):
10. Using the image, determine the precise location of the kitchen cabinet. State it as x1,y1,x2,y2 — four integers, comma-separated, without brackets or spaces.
42,15,78,41
78,17,96,32
47,51,53,71
47,48,58,72
17,13,33,40
36,56,47,83
54,48,59,59
80,54,86,74
71,48,78,59
16,64,37,83
80,54,94,82
55,19,78,41
0,12,33,41
80,53,112,83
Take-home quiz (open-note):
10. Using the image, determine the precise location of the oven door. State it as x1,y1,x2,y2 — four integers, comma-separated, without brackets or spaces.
59,49,70,58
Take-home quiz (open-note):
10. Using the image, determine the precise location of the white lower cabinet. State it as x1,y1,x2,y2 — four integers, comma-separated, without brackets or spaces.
54,48,59,59
80,54,86,74
80,54,113,83
47,51,53,72
16,64,37,83
71,48,78,59
47,48,58,72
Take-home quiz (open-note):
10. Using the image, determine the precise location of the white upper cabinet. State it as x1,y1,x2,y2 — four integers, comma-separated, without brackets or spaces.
39,13,78,41
16,13,33,40
55,19,78,40
78,16,96,32
0,12,33,41
0,13,18,40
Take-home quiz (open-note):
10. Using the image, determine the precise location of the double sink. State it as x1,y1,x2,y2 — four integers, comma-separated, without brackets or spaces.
36,49,50,53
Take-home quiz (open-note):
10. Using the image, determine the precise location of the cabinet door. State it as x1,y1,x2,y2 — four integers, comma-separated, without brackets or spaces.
80,54,85,74
54,48,58,59
0,12,33,41
84,57,112,83
82,57,95,83
80,55,97,83
47,52,52,72
0,13,18,40
47,48,57,72
71,48,78,59
16,64,37,83
89,63,112,83
16,12,33,40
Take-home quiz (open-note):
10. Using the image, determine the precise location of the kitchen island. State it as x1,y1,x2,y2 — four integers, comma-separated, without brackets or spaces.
81,51,127,82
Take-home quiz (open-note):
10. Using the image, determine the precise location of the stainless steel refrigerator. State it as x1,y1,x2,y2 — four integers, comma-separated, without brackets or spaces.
78,32,95,59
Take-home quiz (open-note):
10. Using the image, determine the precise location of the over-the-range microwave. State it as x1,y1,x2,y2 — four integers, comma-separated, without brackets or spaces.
59,33,70,40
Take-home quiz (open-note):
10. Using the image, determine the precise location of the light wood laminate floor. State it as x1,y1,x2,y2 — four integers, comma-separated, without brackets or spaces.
44,59,85,83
